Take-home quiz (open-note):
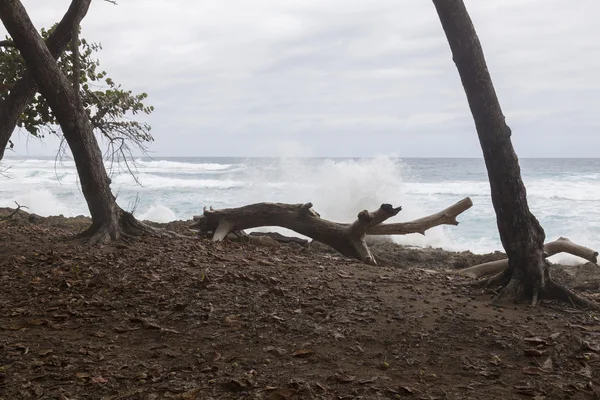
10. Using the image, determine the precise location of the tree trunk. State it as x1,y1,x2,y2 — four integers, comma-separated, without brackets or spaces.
432,0,597,308
0,0,151,243
0,0,91,160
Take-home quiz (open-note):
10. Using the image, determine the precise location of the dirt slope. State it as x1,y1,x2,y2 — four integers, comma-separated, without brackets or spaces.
1,209,600,399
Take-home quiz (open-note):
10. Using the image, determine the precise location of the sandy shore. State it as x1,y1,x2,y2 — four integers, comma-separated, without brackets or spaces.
1,207,599,399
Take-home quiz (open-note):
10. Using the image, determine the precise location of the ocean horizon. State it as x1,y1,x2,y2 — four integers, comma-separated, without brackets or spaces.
1,155,599,265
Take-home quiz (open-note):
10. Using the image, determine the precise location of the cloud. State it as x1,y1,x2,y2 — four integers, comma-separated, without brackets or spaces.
3,0,600,157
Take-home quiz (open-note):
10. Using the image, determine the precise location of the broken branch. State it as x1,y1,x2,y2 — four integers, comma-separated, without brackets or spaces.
457,237,599,278
0,201,28,222
368,197,473,235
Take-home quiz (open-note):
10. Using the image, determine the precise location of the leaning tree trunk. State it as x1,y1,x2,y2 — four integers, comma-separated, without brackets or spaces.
432,0,596,308
0,0,152,243
0,0,90,160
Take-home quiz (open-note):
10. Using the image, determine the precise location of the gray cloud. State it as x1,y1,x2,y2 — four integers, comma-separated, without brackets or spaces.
3,0,599,157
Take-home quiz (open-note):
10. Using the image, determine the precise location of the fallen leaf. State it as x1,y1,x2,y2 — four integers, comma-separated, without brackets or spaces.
582,341,600,352
358,376,378,384
91,376,109,384
75,372,90,379
524,337,547,346
179,388,202,399
334,372,356,383
514,385,541,396
489,355,502,365
479,370,499,378
27,319,47,326
522,366,544,376
268,388,298,400
0,324,25,331
221,379,247,392
223,315,241,325
524,349,545,357
264,346,286,356
542,357,553,371
33,385,43,396
13,344,28,354
398,386,415,394
291,349,314,358
114,326,141,333
579,363,593,378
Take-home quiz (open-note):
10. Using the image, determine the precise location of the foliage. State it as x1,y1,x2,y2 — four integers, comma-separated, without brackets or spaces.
0,24,154,159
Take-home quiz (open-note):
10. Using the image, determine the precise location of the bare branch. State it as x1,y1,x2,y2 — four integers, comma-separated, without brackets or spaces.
0,201,29,222
0,39,16,47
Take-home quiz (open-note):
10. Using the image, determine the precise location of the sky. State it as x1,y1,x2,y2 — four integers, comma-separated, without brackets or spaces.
2,0,599,158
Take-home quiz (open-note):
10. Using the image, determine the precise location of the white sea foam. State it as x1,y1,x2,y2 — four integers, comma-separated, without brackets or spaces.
238,155,454,249
137,204,178,223
132,159,235,173
1,156,599,261
112,173,245,189
0,188,84,217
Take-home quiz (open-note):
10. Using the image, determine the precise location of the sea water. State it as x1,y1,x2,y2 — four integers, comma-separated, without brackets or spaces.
1,156,599,264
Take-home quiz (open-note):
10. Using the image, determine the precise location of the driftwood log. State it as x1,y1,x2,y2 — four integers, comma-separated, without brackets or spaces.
190,197,473,265
457,237,599,278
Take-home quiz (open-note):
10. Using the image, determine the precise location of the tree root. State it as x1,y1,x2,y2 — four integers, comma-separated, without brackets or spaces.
476,262,600,310
471,266,513,289
493,274,527,305
76,208,179,245
543,279,600,310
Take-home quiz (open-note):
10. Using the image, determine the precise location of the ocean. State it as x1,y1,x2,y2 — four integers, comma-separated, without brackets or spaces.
1,156,599,264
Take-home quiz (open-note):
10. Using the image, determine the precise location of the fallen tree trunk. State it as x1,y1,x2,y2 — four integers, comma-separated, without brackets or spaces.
457,237,599,278
190,197,472,265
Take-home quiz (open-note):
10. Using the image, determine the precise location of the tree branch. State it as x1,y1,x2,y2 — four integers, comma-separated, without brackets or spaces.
0,201,28,222
0,39,16,47
0,0,92,160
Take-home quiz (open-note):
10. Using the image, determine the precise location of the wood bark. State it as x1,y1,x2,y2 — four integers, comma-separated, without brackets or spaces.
457,237,599,278
190,197,472,264
0,0,91,160
433,0,597,308
71,19,80,91
368,197,472,235
0,0,150,243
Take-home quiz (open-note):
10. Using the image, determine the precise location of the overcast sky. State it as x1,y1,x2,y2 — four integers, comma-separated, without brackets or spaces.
3,0,599,157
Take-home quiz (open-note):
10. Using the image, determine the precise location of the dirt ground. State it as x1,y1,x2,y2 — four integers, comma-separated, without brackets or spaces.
1,208,600,400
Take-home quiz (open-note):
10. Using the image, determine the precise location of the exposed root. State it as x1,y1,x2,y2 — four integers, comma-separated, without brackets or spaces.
531,288,539,307
543,279,600,310
493,274,527,305
76,209,179,245
473,261,600,310
470,266,512,289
